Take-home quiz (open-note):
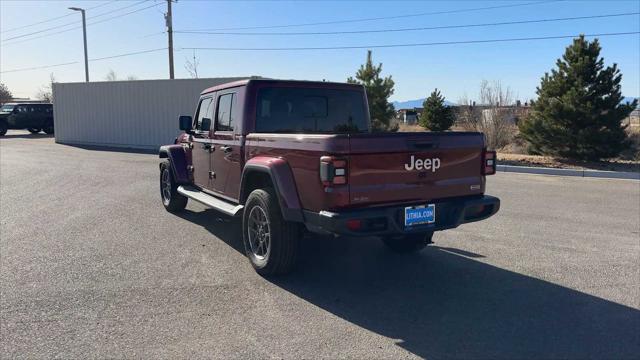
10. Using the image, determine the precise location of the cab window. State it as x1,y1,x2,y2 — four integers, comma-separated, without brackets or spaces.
216,93,235,132
255,87,367,133
194,97,213,131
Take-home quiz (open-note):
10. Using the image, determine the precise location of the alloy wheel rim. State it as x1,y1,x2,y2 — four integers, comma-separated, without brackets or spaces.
247,205,271,260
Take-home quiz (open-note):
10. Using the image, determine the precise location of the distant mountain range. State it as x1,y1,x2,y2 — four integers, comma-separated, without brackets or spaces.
392,96,638,109
392,99,456,109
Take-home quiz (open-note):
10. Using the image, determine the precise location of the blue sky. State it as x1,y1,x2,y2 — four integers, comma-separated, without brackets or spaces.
1,0,639,102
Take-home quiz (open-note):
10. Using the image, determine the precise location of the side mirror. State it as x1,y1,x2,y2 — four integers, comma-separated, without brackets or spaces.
179,115,192,131
201,117,211,132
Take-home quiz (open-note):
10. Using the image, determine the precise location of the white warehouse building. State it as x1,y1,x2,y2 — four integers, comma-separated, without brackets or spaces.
52,77,251,150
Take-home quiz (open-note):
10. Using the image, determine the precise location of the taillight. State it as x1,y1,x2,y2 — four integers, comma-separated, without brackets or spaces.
482,150,496,175
320,156,348,186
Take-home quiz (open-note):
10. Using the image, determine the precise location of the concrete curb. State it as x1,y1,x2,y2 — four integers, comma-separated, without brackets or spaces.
496,164,640,180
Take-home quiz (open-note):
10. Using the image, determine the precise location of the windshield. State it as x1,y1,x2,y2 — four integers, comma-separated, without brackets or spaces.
256,87,368,133
0,104,15,112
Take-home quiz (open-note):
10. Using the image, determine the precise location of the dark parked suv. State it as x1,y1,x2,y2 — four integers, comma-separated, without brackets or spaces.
0,103,54,136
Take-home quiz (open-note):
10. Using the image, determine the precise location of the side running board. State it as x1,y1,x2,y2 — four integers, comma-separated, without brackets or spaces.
177,185,244,216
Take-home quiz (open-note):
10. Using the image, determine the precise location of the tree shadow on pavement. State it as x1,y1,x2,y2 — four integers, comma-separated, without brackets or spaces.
177,208,640,359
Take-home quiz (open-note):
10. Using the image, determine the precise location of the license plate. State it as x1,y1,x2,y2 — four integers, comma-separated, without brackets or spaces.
404,204,435,226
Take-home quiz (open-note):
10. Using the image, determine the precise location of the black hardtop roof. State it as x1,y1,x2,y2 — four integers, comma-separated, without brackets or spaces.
3,102,52,106
201,79,364,95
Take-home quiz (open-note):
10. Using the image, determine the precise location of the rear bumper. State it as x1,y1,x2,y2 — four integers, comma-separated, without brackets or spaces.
303,195,500,237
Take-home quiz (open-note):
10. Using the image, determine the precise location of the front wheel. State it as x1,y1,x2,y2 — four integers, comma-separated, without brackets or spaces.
160,160,188,212
381,232,433,253
242,188,299,275
28,128,41,134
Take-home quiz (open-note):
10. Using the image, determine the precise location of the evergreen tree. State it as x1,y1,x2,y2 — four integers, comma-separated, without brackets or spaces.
348,50,397,132
420,88,454,131
519,35,636,160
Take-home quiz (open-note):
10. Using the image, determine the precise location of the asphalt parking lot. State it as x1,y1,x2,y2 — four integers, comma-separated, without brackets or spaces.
1,131,639,359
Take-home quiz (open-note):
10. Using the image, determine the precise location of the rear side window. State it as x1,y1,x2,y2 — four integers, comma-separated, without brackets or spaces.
256,87,367,133
216,93,235,132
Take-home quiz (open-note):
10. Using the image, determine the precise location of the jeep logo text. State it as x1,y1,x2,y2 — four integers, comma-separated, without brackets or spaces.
405,155,441,172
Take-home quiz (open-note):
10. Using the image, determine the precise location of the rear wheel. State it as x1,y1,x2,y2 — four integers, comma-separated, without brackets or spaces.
381,232,433,253
28,128,41,134
160,160,188,212
0,121,7,136
43,122,54,134
242,188,299,275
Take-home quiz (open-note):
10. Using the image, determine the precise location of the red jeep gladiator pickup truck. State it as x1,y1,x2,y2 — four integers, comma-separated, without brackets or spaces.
159,79,500,275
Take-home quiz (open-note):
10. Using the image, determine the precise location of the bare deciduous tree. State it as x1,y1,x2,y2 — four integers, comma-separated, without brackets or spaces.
478,80,517,149
105,70,137,81
0,83,12,105
456,95,481,131
456,80,517,150
105,69,118,81
36,73,56,103
184,51,200,78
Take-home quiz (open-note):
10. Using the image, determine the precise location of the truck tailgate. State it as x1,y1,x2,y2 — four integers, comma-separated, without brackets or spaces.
348,132,486,207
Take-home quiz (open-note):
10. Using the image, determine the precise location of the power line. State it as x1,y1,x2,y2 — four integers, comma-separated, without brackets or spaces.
90,48,167,62
180,0,561,32
1,2,163,46
3,32,638,74
176,12,640,36
0,1,116,34
0,48,169,74
0,61,80,74
1,1,149,42
89,2,163,27
141,31,166,38
181,31,640,51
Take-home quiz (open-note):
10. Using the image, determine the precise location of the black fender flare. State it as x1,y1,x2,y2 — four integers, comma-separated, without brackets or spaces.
240,157,304,222
159,145,190,184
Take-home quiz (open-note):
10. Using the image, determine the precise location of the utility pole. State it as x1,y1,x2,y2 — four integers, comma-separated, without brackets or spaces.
69,7,89,82
165,0,175,79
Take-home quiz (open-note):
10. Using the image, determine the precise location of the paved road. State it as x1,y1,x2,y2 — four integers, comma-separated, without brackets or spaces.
1,131,639,359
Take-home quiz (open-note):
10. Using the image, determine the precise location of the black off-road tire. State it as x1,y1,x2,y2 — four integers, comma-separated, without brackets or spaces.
160,160,188,213
28,128,41,134
43,121,54,135
242,188,299,276
381,232,433,253
0,121,7,136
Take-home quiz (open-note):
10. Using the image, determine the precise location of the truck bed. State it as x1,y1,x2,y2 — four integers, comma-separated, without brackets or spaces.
245,131,487,211
347,131,486,207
